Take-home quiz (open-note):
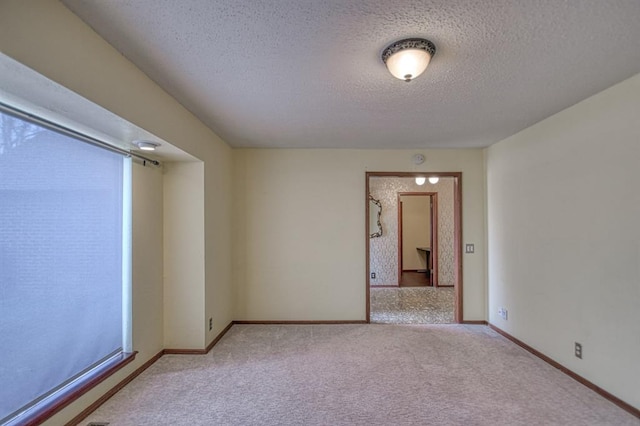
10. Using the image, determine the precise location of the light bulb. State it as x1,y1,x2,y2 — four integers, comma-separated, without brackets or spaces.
415,177,426,185
386,49,432,82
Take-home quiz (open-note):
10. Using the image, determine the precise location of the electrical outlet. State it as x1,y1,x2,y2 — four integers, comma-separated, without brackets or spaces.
498,307,508,320
209,318,213,331
575,342,582,359
371,272,376,279
465,243,475,254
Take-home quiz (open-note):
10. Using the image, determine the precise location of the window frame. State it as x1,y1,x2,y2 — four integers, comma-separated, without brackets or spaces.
7,352,137,426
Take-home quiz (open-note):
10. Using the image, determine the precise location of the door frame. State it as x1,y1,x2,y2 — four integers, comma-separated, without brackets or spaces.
398,192,438,287
366,172,463,323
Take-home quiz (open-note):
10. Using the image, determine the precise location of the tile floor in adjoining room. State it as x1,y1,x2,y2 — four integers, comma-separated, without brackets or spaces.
370,287,455,324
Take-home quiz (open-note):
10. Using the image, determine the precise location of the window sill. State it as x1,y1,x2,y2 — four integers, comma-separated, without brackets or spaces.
6,351,137,426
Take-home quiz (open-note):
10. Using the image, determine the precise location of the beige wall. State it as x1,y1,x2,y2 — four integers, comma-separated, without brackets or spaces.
401,195,431,271
163,162,205,349
0,1,234,423
131,163,165,362
233,149,486,321
486,73,640,409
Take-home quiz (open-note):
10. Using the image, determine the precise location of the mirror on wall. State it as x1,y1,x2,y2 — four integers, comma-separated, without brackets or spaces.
369,195,382,238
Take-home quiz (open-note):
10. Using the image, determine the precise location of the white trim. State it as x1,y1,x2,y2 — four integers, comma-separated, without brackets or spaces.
122,157,133,353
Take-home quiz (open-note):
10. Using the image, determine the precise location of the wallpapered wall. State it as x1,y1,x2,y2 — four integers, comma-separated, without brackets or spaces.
369,177,455,286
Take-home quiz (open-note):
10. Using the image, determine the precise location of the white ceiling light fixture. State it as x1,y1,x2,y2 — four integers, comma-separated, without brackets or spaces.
429,177,439,184
382,38,436,82
415,177,426,185
135,140,161,151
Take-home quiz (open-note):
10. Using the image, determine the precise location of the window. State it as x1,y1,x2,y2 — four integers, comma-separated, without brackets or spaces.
0,107,133,425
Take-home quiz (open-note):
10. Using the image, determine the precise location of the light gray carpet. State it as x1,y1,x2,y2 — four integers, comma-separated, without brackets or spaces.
83,325,638,426
370,287,455,324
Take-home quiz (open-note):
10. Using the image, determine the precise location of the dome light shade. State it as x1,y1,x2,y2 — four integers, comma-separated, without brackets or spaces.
135,140,160,151
429,177,439,184
382,38,436,82
415,177,426,185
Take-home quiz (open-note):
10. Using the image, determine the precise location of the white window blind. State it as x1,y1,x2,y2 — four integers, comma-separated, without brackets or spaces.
0,109,130,423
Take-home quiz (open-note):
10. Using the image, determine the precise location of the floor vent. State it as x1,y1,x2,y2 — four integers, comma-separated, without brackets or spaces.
87,423,110,426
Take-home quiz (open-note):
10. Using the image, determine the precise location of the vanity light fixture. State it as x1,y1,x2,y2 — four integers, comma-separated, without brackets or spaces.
415,177,426,185
135,140,160,151
429,177,439,184
382,38,436,82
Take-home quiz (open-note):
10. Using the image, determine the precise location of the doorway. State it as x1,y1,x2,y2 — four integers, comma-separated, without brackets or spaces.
366,172,463,323
398,192,438,287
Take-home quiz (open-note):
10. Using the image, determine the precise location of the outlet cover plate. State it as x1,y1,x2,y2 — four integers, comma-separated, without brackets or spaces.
498,307,508,320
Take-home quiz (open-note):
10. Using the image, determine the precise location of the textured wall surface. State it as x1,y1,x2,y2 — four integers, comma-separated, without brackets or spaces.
369,177,454,286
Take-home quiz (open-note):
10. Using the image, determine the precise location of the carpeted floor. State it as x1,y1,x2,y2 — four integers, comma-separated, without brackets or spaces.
83,325,638,426
370,287,455,324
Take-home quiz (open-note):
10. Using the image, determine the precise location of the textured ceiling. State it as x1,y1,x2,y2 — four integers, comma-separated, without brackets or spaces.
62,0,640,149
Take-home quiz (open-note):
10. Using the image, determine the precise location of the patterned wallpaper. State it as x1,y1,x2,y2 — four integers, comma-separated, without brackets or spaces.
369,177,455,286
